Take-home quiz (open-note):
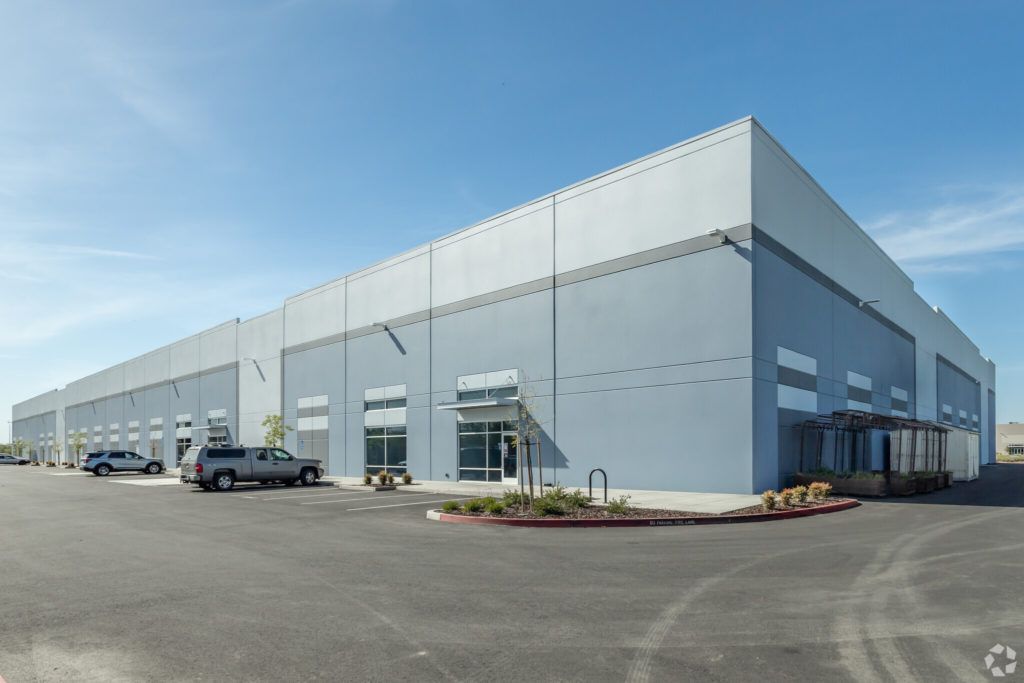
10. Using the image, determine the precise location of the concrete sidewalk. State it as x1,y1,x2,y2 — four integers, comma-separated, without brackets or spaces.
322,476,759,514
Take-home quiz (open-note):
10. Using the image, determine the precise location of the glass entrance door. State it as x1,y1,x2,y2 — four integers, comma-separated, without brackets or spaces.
458,420,518,483
501,432,518,486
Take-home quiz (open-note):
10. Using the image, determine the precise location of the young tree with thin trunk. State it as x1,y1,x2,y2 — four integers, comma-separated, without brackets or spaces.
261,414,293,448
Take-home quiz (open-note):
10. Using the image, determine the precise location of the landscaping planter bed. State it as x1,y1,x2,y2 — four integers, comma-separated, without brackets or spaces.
915,475,938,494
887,475,917,497
794,473,888,497
430,498,859,528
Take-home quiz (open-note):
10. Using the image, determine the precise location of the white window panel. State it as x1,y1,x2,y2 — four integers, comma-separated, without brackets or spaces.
776,347,816,375
846,371,871,391
485,369,518,388
778,384,817,413
456,373,487,391
383,384,406,399
364,410,386,428
383,407,407,427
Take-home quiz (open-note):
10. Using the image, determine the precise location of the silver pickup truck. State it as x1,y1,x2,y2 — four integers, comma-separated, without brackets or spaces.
179,444,323,491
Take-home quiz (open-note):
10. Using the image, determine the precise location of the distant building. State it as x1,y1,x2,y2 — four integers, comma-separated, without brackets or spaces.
11,117,997,493
998,424,1024,456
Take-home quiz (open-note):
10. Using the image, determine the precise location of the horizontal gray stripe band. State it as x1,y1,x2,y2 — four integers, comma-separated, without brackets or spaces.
847,386,872,404
751,226,915,345
777,366,817,392
282,225,754,357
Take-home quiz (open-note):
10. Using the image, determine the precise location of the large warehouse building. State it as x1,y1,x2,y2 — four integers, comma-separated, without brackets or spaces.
11,117,997,494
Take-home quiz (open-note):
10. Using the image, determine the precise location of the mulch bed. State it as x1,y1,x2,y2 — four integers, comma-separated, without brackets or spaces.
449,497,850,521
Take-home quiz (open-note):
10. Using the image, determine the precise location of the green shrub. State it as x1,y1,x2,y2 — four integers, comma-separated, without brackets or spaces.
463,498,486,513
362,473,373,485
502,490,525,507
386,472,395,485
401,472,413,485
533,496,565,516
606,495,632,514
761,490,778,511
377,470,389,486
808,482,831,500
440,500,462,513
792,485,809,503
563,488,591,509
778,488,795,507
484,500,506,514
847,471,883,480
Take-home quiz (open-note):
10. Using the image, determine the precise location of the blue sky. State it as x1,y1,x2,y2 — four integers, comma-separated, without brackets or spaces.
1,0,1022,432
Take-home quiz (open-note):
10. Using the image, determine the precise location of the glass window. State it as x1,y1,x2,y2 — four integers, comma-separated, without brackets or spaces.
366,437,385,467
459,433,486,468
206,448,245,459
457,389,487,401
270,449,292,461
386,398,406,409
255,449,268,461
488,386,518,399
109,453,125,459
364,428,407,475
365,400,386,411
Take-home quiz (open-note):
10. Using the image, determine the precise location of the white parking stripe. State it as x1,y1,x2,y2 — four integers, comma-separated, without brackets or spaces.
300,492,438,506
253,490,372,501
345,498,472,512
238,485,340,495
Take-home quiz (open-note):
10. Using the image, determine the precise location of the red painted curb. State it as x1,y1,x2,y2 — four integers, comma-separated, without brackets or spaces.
430,499,860,528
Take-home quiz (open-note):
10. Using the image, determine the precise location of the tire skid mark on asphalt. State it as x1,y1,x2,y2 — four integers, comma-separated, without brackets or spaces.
309,575,461,682
834,508,1019,683
625,533,862,683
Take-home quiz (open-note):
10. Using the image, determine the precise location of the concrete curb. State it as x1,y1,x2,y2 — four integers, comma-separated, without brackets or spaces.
424,499,860,528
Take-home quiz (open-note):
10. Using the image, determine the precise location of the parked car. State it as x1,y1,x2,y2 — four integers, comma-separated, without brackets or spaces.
80,451,165,476
179,444,323,491
0,454,30,465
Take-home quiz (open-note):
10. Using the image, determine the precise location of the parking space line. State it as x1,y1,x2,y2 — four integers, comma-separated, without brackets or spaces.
220,486,335,497
300,492,438,506
252,490,372,501
345,497,473,512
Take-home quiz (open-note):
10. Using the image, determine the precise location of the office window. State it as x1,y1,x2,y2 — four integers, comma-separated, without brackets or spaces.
365,426,406,475
364,398,406,411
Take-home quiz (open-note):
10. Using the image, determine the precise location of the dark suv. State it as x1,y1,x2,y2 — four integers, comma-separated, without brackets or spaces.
179,445,323,491
80,451,165,476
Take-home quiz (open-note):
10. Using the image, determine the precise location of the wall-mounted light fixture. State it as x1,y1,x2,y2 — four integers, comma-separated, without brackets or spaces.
858,299,881,308
372,322,389,331
705,228,728,244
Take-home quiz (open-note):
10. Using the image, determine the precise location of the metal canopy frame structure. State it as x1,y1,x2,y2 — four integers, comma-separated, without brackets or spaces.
797,410,950,475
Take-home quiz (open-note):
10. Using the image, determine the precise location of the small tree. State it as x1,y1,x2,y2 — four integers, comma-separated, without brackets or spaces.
53,442,63,464
261,414,293,448
12,438,27,458
70,431,87,464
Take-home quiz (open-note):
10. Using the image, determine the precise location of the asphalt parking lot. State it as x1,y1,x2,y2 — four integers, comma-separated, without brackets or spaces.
2,465,1024,682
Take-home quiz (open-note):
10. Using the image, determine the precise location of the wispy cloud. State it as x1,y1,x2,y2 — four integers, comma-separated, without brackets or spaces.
865,185,1024,273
